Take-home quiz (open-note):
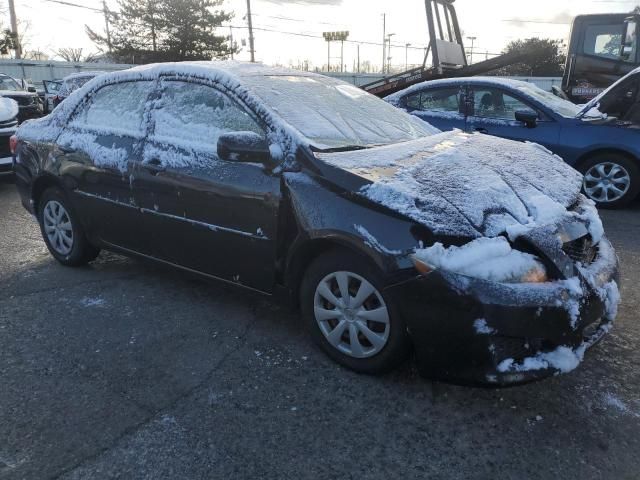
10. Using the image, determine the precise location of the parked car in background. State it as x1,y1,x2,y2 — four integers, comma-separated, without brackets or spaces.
0,74,43,123
40,80,62,114
13,62,620,386
53,71,105,108
0,96,18,174
387,77,640,208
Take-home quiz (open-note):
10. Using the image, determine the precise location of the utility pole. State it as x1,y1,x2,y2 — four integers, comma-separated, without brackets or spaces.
229,26,234,60
381,13,386,74
405,43,411,70
103,0,112,53
246,0,256,62
357,44,360,73
467,36,476,64
8,0,21,59
340,39,344,73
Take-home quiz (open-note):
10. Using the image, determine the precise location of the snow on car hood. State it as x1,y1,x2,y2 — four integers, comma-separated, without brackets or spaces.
0,97,18,123
316,130,584,238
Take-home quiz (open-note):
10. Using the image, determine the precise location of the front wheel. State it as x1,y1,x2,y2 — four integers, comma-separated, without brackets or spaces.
300,250,411,374
38,187,100,266
580,154,640,209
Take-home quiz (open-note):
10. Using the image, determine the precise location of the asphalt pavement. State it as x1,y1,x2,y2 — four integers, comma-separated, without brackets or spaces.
1,175,639,480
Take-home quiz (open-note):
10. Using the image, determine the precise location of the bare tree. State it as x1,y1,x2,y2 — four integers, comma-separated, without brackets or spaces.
55,47,99,63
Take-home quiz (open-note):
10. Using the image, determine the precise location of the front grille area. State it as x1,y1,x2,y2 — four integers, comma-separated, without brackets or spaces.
0,118,17,129
5,95,33,106
563,235,597,265
0,136,11,157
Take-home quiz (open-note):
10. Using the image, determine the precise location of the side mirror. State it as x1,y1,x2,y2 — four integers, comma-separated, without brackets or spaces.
622,45,634,60
217,131,272,164
515,110,538,128
27,86,36,93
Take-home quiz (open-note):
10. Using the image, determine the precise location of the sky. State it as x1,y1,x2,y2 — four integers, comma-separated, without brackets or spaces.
7,0,640,70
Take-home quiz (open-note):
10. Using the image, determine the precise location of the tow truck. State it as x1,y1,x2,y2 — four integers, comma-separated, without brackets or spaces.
363,0,640,103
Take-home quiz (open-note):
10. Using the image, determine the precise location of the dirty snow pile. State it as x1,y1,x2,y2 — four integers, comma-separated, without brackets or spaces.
414,237,544,283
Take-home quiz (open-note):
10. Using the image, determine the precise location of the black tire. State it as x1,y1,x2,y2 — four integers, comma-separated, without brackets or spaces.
579,153,640,209
300,249,411,374
37,187,100,266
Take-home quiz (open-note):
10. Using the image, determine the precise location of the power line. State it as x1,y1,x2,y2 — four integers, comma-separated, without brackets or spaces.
43,0,103,12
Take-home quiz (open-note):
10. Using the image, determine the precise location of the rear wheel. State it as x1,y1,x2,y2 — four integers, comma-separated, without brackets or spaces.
38,187,100,266
580,154,640,209
300,250,410,374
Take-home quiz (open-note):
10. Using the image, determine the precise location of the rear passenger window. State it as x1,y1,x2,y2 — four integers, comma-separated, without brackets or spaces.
151,81,264,152
72,81,153,135
405,88,462,113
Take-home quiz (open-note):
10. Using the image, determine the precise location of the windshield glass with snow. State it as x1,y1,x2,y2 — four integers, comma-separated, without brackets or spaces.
513,83,581,118
0,77,22,92
243,75,439,149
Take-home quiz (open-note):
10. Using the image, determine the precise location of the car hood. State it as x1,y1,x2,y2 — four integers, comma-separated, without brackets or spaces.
315,130,584,238
0,90,34,97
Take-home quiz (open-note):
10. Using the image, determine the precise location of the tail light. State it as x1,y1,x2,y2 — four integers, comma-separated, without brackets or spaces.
10,135,18,154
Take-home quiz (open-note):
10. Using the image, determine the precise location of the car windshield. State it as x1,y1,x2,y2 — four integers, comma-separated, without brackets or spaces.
0,76,22,92
243,74,439,149
512,83,582,118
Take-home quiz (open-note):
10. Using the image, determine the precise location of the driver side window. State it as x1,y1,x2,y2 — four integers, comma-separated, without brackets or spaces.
150,80,265,157
472,87,534,121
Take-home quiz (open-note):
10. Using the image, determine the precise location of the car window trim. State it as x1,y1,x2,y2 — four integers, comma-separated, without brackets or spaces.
469,85,554,123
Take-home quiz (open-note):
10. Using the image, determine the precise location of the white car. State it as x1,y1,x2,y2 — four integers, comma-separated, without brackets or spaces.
0,96,19,174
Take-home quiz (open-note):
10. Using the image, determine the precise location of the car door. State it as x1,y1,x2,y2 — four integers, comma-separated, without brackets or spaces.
132,78,281,292
402,86,467,131
56,79,156,253
465,85,561,151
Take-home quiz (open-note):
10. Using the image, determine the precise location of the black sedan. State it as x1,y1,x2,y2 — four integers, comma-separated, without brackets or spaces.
12,62,620,386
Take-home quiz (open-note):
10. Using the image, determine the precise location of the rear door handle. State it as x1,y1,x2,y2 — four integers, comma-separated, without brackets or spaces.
475,127,489,134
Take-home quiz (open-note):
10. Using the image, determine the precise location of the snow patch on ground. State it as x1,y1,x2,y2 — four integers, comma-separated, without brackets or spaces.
80,297,105,307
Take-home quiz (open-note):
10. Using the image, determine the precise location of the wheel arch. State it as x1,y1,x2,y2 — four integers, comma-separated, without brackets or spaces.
284,236,383,306
574,148,638,170
31,174,65,213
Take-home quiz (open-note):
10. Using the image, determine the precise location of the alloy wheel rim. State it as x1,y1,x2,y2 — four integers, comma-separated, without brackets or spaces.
43,200,74,255
313,271,390,359
583,162,631,203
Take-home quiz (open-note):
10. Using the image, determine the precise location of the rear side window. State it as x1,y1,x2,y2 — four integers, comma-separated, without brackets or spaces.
583,23,624,59
405,88,462,113
150,80,264,152
72,81,153,135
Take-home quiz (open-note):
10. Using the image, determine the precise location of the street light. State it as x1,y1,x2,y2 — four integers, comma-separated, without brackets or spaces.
405,43,411,70
467,36,477,64
386,33,395,73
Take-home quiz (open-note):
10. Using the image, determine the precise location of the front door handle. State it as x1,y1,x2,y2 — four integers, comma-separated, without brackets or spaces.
143,158,165,175
475,127,489,134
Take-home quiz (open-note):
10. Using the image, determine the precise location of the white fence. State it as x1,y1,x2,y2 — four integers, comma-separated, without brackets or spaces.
0,60,562,93
0,59,133,84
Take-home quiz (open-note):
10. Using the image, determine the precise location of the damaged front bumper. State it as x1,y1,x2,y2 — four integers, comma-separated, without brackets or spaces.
385,237,619,387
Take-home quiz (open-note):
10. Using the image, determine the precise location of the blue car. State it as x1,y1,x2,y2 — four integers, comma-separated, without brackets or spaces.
386,74,640,208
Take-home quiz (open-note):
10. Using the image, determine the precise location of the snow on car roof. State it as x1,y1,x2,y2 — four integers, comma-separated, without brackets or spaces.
62,71,107,81
19,61,435,156
386,76,581,118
